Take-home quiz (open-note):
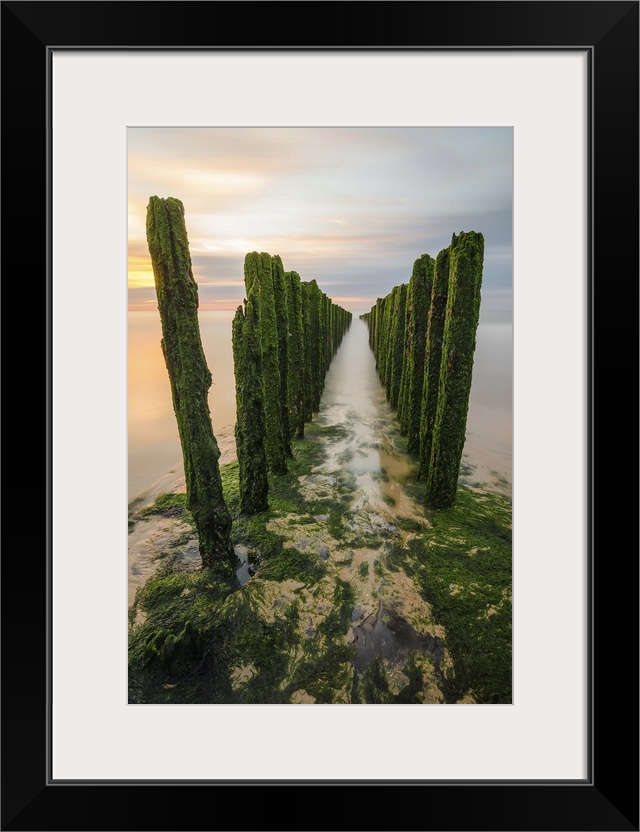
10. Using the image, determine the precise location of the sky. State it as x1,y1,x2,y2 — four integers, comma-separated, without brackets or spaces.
128,127,512,320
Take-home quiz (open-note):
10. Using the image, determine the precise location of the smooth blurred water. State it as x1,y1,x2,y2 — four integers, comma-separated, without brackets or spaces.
128,311,512,503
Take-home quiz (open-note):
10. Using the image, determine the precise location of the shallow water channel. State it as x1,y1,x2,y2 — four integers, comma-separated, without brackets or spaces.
308,318,442,673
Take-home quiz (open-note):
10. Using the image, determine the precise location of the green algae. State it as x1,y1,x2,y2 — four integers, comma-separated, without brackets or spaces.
388,283,408,408
404,254,435,453
363,233,484,509
232,298,269,515
131,276,508,705
425,232,484,507
245,252,287,475
305,279,323,413
418,245,450,480
128,565,236,703
358,561,370,579
285,271,306,439
260,547,327,585
141,492,190,522
130,444,510,705
404,487,511,702
272,255,292,457
146,196,234,575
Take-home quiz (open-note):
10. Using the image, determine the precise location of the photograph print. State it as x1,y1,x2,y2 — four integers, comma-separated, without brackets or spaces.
127,127,513,705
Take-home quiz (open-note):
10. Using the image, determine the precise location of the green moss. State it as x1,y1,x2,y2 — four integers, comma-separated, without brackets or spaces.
220,461,241,513
418,246,450,479
404,254,435,453
285,271,306,439
300,281,313,422
388,283,407,408
363,233,483,510
337,536,383,552
272,255,292,457
245,252,287,474
128,565,236,703
282,578,355,703
146,196,234,574
405,486,511,702
218,589,301,704
260,547,327,585
359,654,391,703
231,514,283,560
393,653,428,703
232,298,269,514
358,561,370,579
304,279,323,413
326,510,346,540
131,310,507,707
141,492,190,522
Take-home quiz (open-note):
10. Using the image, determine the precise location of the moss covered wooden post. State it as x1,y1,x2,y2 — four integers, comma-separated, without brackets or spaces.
374,296,386,373
306,280,322,413
404,254,435,454
397,297,411,433
232,297,269,515
369,300,380,353
318,289,328,397
389,283,407,408
384,290,396,391
425,232,484,507
418,247,451,480
286,271,305,439
146,196,235,574
244,252,287,474
300,281,313,422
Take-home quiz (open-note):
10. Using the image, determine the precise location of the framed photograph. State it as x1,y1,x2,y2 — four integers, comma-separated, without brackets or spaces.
3,2,637,830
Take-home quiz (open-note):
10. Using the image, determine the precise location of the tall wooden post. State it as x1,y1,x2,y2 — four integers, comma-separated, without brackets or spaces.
272,255,292,457
425,232,484,507
244,252,287,474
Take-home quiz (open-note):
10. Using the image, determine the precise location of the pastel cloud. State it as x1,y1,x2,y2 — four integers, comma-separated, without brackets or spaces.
128,127,512,316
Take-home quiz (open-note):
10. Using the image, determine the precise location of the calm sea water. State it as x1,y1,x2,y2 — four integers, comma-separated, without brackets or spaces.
128,311,237,503
128,311,512,504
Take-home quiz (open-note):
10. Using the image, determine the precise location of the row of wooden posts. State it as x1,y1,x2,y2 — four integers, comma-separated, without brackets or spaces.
362,231,484,509
146,196,351,574
233,252,352,515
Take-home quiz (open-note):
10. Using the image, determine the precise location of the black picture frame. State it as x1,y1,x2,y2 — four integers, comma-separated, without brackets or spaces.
2,2,638,830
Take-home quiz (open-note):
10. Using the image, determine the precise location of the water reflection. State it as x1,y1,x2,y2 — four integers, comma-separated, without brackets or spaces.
128,311,512,505
128,310,237,503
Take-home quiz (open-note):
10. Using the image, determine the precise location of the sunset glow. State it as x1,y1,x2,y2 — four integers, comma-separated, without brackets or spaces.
128,127,512,316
